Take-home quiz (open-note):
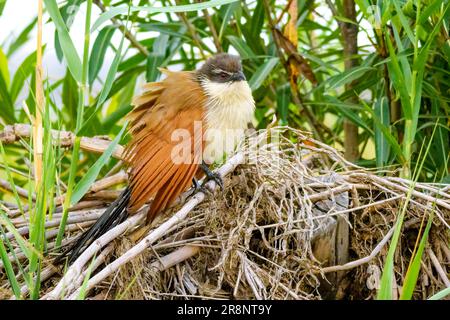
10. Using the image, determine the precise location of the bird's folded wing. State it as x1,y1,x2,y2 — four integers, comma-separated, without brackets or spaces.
124,71,207,221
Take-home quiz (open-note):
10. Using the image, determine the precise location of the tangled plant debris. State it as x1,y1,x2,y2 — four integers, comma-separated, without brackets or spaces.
1,127,449,300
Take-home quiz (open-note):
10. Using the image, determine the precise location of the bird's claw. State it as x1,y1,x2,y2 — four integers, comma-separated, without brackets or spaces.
203,172,224,191
188,178,212,199
200,161,224,191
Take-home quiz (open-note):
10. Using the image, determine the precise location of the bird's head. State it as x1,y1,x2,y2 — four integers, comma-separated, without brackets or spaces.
197,53,246,84
196,53,253,108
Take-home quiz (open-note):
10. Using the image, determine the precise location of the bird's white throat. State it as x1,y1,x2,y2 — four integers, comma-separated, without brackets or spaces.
201,79,255,164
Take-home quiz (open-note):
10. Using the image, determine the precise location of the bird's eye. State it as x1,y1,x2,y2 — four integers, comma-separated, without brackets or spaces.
220,72,228,78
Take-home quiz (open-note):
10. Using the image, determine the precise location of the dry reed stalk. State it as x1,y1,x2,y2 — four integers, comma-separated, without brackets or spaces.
2,127,448,300
34,0,44,190
42,212,146,299
427,248,450,288
0,124,124,159
65,153,245,299
150,245,200,271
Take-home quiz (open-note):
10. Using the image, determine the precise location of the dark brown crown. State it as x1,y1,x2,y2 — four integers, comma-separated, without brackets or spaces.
197,53,246,83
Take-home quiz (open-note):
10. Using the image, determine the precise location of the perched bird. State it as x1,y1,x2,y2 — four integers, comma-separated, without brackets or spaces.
58,53,255,264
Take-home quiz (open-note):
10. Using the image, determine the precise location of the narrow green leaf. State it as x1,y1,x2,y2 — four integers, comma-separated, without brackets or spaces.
374,95,391,168
377,211,406,300
419,0,444,25
324,95,373,134
92,0,239,31
54,0,83,62
0,229,21,299
7,17,37,57
276,84,290,126
226,35,255,59
146,53,164,82
79,31,126,134
385,34,412,118
10,49,40,104
218,2,238,41
139,23,190,41
0,48,10,87
250,0,264,40
361,100,404,164
428,287,450,300
71,123,127,205
328,66,374,89
400,214,433,300
0,0,6,15
0,70,15,123
0,212,32,259
391,0,415,44
44,0,82,82
62,69,79,130
249,57,278,90
89,25,117,86
153,34,169,55
76,255,96,300
118,53,146,72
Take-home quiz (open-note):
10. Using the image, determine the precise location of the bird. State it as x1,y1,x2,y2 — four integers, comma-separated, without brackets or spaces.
57,53,255,264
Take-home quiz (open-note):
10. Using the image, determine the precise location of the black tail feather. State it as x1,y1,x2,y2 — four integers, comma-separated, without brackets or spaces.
55,187,131,265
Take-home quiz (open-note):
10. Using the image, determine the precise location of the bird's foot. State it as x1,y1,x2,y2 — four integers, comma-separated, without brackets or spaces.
201,171,224,191
188,178,212,199
200,161,224,191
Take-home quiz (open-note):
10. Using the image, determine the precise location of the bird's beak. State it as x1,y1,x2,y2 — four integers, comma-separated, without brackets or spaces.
231,71,246,82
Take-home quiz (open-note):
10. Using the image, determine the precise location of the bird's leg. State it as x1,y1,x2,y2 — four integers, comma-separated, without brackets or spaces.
186,177,212,200
192,177,200,190
200,161,224,190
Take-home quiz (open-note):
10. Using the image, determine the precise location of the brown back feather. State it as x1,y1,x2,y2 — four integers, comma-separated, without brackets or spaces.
125,71,207,223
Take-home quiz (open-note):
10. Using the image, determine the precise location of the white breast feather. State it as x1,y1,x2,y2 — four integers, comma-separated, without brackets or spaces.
201,80,255,164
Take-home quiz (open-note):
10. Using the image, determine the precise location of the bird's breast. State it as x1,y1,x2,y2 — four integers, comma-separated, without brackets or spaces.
201,80,255,164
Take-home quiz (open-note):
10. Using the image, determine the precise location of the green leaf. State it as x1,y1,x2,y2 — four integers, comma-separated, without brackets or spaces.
89,25,117,86
226,35,255,59
79,30,126,134
328,66,374,89
385,33,412,118
0,48,10,87
249,57,278,90
153,34,169,55
361,100,404,164
218,2,239,41
419,0,444,25
10,48,40,104
0,67,15,123
250,0,264,40
400,214,433,300
76,255,96,300
139,23,190,41
92,0,239,31
62,69,79,130
0,212,32,259
146,53,164,82
71,123,127,205
377,212,406,300
428,287,450,300
391,0,415,44
324,95,372,134
374,94,391,168
44,0,82,82
54,0,83,62
118,53,146,72
276,84,290,126
0,229,21,299
0,0,6,15
7,17,37,57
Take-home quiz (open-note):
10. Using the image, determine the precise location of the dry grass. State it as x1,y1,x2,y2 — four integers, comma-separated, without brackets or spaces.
1,127,449,300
